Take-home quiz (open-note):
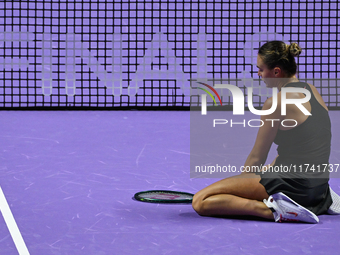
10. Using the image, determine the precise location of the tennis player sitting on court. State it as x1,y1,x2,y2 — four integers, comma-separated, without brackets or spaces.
192,41,340,223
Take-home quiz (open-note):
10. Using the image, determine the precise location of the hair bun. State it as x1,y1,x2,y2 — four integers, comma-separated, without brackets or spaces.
289,43,302,57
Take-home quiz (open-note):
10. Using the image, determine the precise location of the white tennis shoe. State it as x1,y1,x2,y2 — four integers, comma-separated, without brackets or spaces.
328,187,340,215
263,192,319,223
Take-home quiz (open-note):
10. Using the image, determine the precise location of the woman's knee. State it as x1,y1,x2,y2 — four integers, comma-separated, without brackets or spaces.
192,192,219,216
192,193,208,216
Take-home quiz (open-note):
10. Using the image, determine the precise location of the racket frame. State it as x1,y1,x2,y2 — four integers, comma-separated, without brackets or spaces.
134,190,194,203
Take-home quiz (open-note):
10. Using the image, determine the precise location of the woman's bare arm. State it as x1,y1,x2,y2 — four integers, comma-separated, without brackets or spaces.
242,96,282,173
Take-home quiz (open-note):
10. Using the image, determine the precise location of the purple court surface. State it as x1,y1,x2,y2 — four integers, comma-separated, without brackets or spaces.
0,110,340,255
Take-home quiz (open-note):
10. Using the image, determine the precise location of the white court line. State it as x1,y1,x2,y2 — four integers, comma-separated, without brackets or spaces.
0,186,30,255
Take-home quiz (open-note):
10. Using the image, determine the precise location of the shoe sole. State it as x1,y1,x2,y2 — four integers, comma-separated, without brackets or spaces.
272,192,319,223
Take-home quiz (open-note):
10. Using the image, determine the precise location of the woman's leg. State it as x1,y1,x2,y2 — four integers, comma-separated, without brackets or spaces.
192,173,274,220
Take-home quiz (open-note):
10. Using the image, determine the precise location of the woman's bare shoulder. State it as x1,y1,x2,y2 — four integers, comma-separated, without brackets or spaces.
306,83,328,111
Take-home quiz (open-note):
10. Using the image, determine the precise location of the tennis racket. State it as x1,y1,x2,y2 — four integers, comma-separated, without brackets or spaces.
134,190,194,203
